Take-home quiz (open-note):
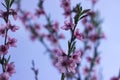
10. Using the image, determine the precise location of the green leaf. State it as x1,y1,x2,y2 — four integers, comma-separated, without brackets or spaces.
81,9,90,16
74,4,89,24
5,0,10,9
77,4,82,13
10,0,15,7
79,6,82,13
79,14,88,20
71,41,76,49
74,14,79,24
1,2,7,9
38,0,44,9
69,41,76,54
68,41,70,49
6,55,11,64
61,73,65,80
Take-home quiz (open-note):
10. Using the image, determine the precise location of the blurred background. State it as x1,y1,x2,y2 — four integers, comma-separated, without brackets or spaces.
0,0,120,80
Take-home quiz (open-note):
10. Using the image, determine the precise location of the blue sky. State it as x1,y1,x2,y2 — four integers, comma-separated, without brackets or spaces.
0,0,120,80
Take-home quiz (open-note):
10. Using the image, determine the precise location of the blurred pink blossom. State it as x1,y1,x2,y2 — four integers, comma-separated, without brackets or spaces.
0,72,9,80
0,45,9,55
6,62,16,76
61,21,74,30
7,37,17,47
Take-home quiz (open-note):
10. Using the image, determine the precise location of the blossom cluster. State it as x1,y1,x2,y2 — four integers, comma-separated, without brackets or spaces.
0,0,18,80
61,0,71,17
77,0,106,79
17,0,66,79
17,0,93,79
52,48,81,74
0,62,15,80
0,0,119,80
14,0,119,80
18,5,65,45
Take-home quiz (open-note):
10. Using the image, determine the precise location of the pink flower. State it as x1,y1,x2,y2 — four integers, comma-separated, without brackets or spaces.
0,26,6,37
83,66,90,74
19,12,33,25
82,18,88,25
92,0,97,5
30,34,38,41
92,75,98,80
61,0,71,17
34,24,41,30
55,56,77,74
7,22,19,32
0,9,17,20
89,33,99,42
0,10,8,20
0,73,9,80
87,23,94,31
61,21,74,30
52,48,64,57
53,49,80,74
72,50,81,63
46,34,58,44
111,77,120,80
86,56,92,63
9,9,17,20
7,37,17,47
53,21,59,32
74,28,84,40
95,57,100,64
58,33,65,39
0,45,9,55
35,9,45,17
61,0,70,10
6,62,15,76
63,10,71,18
101,32,106,39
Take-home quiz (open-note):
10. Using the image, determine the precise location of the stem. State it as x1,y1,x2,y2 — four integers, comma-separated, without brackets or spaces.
85,42,99,80
61,73,65,80
68,24,77,56
2,64,5,72
41,40,51,53
1,55,5,72
4,29,8,45
1,2,10,72
35,76,38,80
